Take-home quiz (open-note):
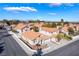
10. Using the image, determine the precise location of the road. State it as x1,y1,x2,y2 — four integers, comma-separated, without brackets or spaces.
44,39,79,56
0,29,28,56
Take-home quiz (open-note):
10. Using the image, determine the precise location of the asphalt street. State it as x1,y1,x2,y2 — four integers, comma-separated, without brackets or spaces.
44,39,79,56
0,29,28,56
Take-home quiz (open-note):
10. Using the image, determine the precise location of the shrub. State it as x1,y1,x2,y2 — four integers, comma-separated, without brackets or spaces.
63,34,72,40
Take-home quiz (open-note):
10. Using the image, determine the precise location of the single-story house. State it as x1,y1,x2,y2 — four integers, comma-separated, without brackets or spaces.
14,23,28,33
39,27,58,36
21,31,50,45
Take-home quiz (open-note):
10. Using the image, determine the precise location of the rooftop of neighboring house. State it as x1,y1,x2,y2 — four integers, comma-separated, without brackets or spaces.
62,26,69,32
14,23,26,30
41,27,58,33
21,31,50,41
76,24,79,30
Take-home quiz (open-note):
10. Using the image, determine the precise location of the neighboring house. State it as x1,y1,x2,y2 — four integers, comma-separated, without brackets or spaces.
21,31,50,45
61,26,69,35
14,23,28,33
39,27,58,36
76,24,79,31
30,23,44,32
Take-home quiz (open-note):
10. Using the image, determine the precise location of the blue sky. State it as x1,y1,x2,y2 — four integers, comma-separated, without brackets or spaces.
0,3,79,22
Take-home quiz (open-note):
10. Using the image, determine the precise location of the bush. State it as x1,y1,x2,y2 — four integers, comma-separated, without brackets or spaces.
63,34,72,40
55,33,64,42
12,29,19,33
55,33,72,42
68,27,74,35
33,27,39,32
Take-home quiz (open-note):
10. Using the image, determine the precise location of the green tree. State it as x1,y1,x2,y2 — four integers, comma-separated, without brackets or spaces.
63,34,72,40
51,22,57,28
57,22,62,26
36,19,40,23
32,26,39,32
56,33,72,42
42,22,57,28
64,21,69,26
56,33,63,42
61,19,64,23
68,27,74,35
3,19,11,26
42,23,50,27
61,19,64,27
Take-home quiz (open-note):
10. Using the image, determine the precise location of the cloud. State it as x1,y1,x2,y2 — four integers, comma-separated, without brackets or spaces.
49,3,74,7
3,7,37,12
49,3,62,7
48,13,56,15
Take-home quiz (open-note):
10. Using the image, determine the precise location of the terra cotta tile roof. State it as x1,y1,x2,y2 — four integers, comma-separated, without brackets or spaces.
62,26,69,32
14,23,26,30
22,31,40,40
41,27,58,33
21,31,50,41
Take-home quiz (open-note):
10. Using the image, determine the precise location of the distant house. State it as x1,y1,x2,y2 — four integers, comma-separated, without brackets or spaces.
21,31,50,45
34,22,44,28
39,27,58,36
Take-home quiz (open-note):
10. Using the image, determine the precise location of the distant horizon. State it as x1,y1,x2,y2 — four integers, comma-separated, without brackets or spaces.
0,18,79,23
0,3,79,22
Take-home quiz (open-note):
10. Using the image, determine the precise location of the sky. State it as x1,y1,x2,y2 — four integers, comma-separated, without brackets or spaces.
0,3,79,22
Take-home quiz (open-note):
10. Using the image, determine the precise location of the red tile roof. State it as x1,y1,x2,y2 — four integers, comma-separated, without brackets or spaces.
41,27,58,32
14,23,26,30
